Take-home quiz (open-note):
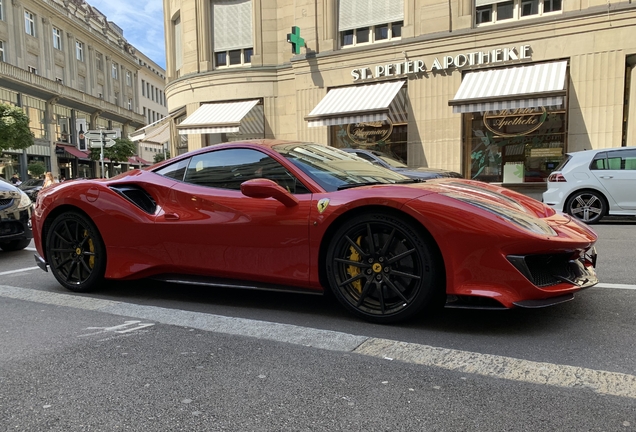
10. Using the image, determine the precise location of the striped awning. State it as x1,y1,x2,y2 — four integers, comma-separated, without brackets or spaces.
129,108,184,142
143,122,170,144
306,81,405,127
177,100,262,135
449,61,568,113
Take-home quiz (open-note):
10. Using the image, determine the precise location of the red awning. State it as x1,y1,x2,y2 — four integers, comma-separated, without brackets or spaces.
57,144,90,160
128,156,152,166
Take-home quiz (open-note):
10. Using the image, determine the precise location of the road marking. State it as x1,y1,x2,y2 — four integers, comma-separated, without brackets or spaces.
0,266,39,276
1,284,636,399
79,320,155,337
595,283,636,290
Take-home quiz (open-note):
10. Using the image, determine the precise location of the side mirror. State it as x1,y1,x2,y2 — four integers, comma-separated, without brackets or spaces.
240,178,299,207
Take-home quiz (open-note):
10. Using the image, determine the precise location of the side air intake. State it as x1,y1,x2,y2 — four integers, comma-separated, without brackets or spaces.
110,185,157,214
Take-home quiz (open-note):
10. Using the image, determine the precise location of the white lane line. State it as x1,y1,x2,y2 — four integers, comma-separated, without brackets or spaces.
595,283,636,290
1,284,636,399
0,266,39,276
355,339,636,399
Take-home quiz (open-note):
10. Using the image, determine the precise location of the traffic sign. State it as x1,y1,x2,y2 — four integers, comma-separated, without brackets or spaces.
84,130,118,141
89,139,116,148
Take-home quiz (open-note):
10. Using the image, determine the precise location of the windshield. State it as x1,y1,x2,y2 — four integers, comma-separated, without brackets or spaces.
377,153,408,168
274,143,412,192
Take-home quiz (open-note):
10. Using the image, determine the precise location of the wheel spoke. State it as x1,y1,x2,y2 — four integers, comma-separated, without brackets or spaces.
79,259,92,281
54,257,73,271
390,269,421,280
66,261,78,281
377,282,386,314
575,196,588,207
387,248,416,265
355,279,375,307
379,228,395,256
53,230,72,245
338,272,366,288
345,235,368,258
382,275,409,304
365,224,375,256
334,258,370,268
63,222,75,243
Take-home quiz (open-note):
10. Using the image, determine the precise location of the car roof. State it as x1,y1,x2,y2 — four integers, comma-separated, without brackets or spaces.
569,146,636,156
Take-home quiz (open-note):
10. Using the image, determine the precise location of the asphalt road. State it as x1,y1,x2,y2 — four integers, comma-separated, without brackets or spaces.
1,218,635,431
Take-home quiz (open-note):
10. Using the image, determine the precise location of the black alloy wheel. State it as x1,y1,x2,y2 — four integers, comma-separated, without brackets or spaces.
45,212,106,292
326,212,441,323
566,190,606,224
0,239,31,252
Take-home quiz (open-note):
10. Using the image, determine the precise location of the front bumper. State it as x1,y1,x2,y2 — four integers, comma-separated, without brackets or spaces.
0,207,33,242
34,253,48,272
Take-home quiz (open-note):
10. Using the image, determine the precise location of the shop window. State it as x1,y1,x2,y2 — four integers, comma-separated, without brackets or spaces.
340,22,403,48
475,0,561,25
464,107,567,183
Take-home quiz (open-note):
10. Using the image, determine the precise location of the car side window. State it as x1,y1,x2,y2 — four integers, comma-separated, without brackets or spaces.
155,158,190,181
183,148,310,194
353,152,375,163
605,149,636,170
590,152,608,170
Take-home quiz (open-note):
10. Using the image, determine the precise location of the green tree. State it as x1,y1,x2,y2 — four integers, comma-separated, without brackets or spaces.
153,149,170,163
89,137,136,176
27,161,46,178
0,103,34,151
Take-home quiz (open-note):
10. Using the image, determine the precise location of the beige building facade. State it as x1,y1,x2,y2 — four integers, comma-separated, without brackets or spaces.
0,0,147,181
162,0,636,190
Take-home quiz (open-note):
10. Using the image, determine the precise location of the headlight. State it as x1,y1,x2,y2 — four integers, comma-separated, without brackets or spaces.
17,191,32,210
443,192,557,237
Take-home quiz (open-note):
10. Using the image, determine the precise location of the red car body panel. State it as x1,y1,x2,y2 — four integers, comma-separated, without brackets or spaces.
32,140,598,309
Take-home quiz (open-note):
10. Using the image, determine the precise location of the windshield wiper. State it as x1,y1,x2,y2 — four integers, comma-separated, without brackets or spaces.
337,179,417,190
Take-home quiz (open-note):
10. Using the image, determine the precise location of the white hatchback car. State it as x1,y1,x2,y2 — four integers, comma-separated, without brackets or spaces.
543,146,636,223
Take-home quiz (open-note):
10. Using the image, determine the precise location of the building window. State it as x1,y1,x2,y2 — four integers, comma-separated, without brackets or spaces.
128,98,132,110
95,52,103,71
25,10,35,36
143,107,146,117
114,92,119,106
475,0,561,25
28,65,38,74
141,79,146,96
173,15,182,72
215,48,252,67
340,22,402,47
53,27,62,50
338,0,403,48
0,41,4,62
126,71,132,86
213,0,253,68
151,85,155,101
0,0,4,21
146,82,150,98
76,41,84,61
112,62,119,79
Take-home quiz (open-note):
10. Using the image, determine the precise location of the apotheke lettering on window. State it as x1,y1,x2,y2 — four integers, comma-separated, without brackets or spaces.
351,45,532,81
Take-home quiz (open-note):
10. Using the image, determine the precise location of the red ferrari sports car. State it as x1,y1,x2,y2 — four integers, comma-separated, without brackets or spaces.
32,140,598,323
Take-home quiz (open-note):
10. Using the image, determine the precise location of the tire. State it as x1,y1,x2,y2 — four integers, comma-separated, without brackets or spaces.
45,212,106,292
0,239,31,252
566,190,606,224
325,212,441,323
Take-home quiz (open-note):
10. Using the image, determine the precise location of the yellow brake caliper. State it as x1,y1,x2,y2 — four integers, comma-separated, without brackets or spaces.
346,236,363,294
84,230,95,268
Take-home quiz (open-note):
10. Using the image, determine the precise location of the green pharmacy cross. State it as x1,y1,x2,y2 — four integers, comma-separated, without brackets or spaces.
286,26,305,55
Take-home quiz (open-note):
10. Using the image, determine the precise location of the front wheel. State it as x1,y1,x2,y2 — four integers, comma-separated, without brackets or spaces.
566,190,606,224
325,212,441,323
45,212,106,292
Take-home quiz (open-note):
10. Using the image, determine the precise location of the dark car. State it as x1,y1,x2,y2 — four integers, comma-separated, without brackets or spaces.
19,178,44,202
343,148,463,180
0,177,33,251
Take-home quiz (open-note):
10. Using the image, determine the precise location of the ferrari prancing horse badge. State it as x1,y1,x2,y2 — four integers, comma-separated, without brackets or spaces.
317,198,330,214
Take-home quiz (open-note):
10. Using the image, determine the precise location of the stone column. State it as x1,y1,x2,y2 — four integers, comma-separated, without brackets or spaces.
46,96,60,178
197,0,212,71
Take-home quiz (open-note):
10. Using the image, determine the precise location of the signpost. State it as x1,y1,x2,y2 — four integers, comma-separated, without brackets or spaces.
85,130,117,178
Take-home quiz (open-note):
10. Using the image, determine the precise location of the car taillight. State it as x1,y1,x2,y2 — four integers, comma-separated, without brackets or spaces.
548,173,566,182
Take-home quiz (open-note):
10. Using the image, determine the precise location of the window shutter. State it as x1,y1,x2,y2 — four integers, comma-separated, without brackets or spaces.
213,0,253,51
338,0,404,31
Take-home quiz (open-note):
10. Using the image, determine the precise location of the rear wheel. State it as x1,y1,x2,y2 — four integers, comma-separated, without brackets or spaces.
566,190,606,224
45,212,106,292
0,239,30,252
325,212,441,323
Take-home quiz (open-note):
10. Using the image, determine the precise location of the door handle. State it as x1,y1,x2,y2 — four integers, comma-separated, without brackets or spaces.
599,176,614,179
164,213,180,221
